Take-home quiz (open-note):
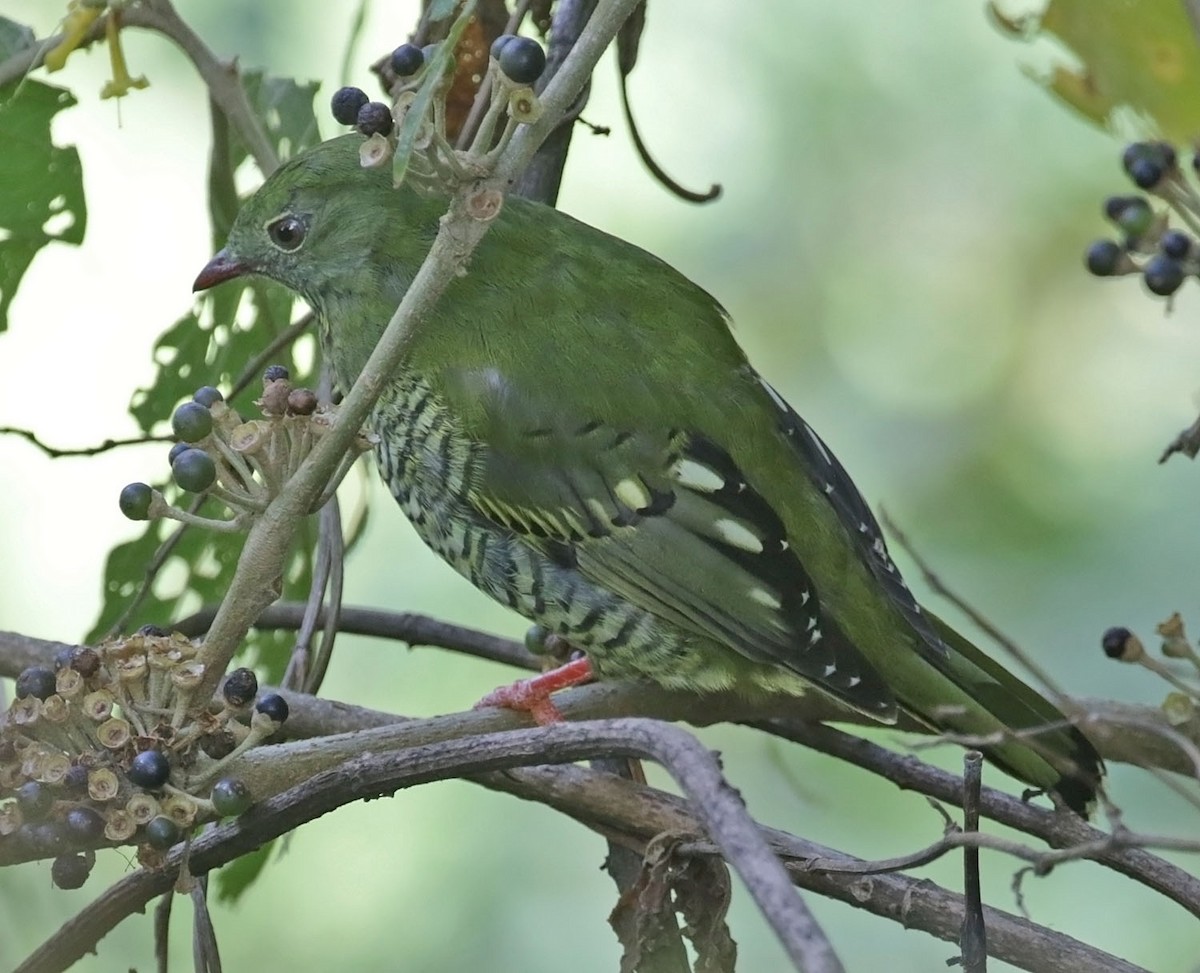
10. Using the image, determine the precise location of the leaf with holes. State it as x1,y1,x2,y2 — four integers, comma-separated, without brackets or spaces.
0,77,86,332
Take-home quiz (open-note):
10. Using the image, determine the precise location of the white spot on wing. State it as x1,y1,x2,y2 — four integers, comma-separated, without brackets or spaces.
823,663,836,676
673,458,725,493
758,377,789,413
713,518,763,553
801,419,834,467
614,478,651,510
749,586,782,609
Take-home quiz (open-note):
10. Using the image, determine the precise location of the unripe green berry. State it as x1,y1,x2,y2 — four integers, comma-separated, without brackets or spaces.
119,482,154,520
144,815,181,850
211,777,252,817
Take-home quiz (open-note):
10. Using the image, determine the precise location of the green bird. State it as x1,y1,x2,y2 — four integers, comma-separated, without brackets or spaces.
195,134,1101,813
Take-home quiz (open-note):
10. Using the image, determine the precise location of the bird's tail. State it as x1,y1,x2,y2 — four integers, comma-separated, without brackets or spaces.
912,615,1103,816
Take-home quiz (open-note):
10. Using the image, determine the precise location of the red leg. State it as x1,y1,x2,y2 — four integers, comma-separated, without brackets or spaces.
475,657,594,725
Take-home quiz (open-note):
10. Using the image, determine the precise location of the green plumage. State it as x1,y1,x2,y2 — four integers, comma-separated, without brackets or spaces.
196,135,1101,813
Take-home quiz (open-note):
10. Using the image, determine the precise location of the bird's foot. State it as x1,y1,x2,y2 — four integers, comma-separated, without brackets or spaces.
475,657,594,725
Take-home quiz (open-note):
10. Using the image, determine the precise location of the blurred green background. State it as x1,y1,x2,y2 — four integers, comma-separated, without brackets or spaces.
2,0,1199,969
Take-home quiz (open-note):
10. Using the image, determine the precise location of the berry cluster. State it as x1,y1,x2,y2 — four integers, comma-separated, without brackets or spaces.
326,32,548,189
0,636,281,887
1084,140,1200,298
120,367,374,535
1101,613,1200,728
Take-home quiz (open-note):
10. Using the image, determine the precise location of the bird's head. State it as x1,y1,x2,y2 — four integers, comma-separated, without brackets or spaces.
193,135,417,304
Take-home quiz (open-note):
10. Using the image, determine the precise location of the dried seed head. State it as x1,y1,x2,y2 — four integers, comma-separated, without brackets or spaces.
126,791,160,825
1163,692,1196,726
230,420,271,455
88,768,121,802
161,794,198,828
82,690,115,722
507,87,543,124
38,753,72,785
55,667,85,698
97,718,132,750
258,378,292,417
10,696,41,727
40,694,69,724
104,808,137,842
169,661,205,691
116,654,148,683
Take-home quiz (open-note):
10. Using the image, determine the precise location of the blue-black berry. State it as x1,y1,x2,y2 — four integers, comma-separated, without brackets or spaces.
171,448,216,493
193,386,224,408
1161,230,1191,260
128,750,171,790
390,43,424,76
1144,254,1185,296
119,482,154,521
144,815,181,850
51,852,94,890
63,764,90,794
497,36,546,84
263,364,290,383
172,401,213,443
1085,240,1122,277
331,86,369,126
15,666,57,701
356,101,394,138
1129,158,1163,190
65,806,105,841
222,667,258,708
255,693,289,724
1101,625,1137,659
168,442,190,465
17,781,53,819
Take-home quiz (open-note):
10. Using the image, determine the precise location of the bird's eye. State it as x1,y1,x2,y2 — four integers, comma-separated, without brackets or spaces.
267,215,306,252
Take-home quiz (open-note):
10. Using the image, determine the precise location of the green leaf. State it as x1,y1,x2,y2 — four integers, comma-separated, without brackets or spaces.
238,71,323,169
0,78,86,332
426,0,461,21
215,841,276,903
993,0,1200,142
393,0,477,186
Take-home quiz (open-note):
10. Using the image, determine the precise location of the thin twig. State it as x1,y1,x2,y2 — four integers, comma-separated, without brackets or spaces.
0,427,170,458
13,720,844,973
960,752,987,973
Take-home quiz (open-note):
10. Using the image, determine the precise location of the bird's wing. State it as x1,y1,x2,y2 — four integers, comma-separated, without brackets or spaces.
453,369,897,719
754,376,951,664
